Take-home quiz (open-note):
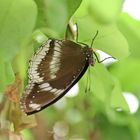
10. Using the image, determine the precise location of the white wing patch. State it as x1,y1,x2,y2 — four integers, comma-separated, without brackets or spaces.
38,83,64,95
28,40,51,83
39,82,52,91
41,86,52,91
49,42,61,79
29,103,41,111
39,83,50,88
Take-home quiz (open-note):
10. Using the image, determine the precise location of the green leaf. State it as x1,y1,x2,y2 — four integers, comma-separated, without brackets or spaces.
35,0,82,38
32,30,48,45
0,61,15,92
0,0,37,62
0,60,6,92
89,0,124,24
74,0,124,24
95,114,134,140
15,43,33,81
117,13,140,58
76,16,129,59
90,64,114,102
5,62,15,85
109,58,140,94
79,64,114,104
0,0,37,92
110,78,129,112
79,63,128,112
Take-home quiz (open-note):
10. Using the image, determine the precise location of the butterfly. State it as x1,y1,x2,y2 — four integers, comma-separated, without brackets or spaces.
20,36,98,115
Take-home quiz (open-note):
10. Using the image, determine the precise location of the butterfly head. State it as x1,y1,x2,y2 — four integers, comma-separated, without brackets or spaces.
83,47,95,66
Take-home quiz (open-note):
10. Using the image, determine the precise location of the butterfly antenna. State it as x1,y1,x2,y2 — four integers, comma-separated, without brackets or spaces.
91,31,116,63
91,30,99,48
93,51,116,63
98,56,116,63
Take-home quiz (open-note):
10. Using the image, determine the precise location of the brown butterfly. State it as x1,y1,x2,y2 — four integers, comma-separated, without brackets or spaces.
20,38,96,115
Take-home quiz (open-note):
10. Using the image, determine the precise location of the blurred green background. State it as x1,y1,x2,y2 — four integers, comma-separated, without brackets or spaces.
0,0,140,140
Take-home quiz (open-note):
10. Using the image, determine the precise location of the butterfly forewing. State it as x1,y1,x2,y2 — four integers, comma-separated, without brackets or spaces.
21,39,93,115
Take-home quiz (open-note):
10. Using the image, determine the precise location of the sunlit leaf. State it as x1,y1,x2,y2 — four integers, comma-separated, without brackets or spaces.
109,58,140,94
0,60,6,92
0,0,37,92
89,64,114,102
35,0,82,38
118,13,140,58
110,78,129,111
79,63,129,112
0,0,37,62
89,0,124,24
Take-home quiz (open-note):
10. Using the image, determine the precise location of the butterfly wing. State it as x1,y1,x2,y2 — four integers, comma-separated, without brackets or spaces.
21,39,91,115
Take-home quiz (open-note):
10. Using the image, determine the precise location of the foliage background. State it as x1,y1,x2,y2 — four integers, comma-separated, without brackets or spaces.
0,0,140,140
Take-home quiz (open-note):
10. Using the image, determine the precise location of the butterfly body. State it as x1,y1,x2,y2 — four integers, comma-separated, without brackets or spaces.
21,39,94,115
